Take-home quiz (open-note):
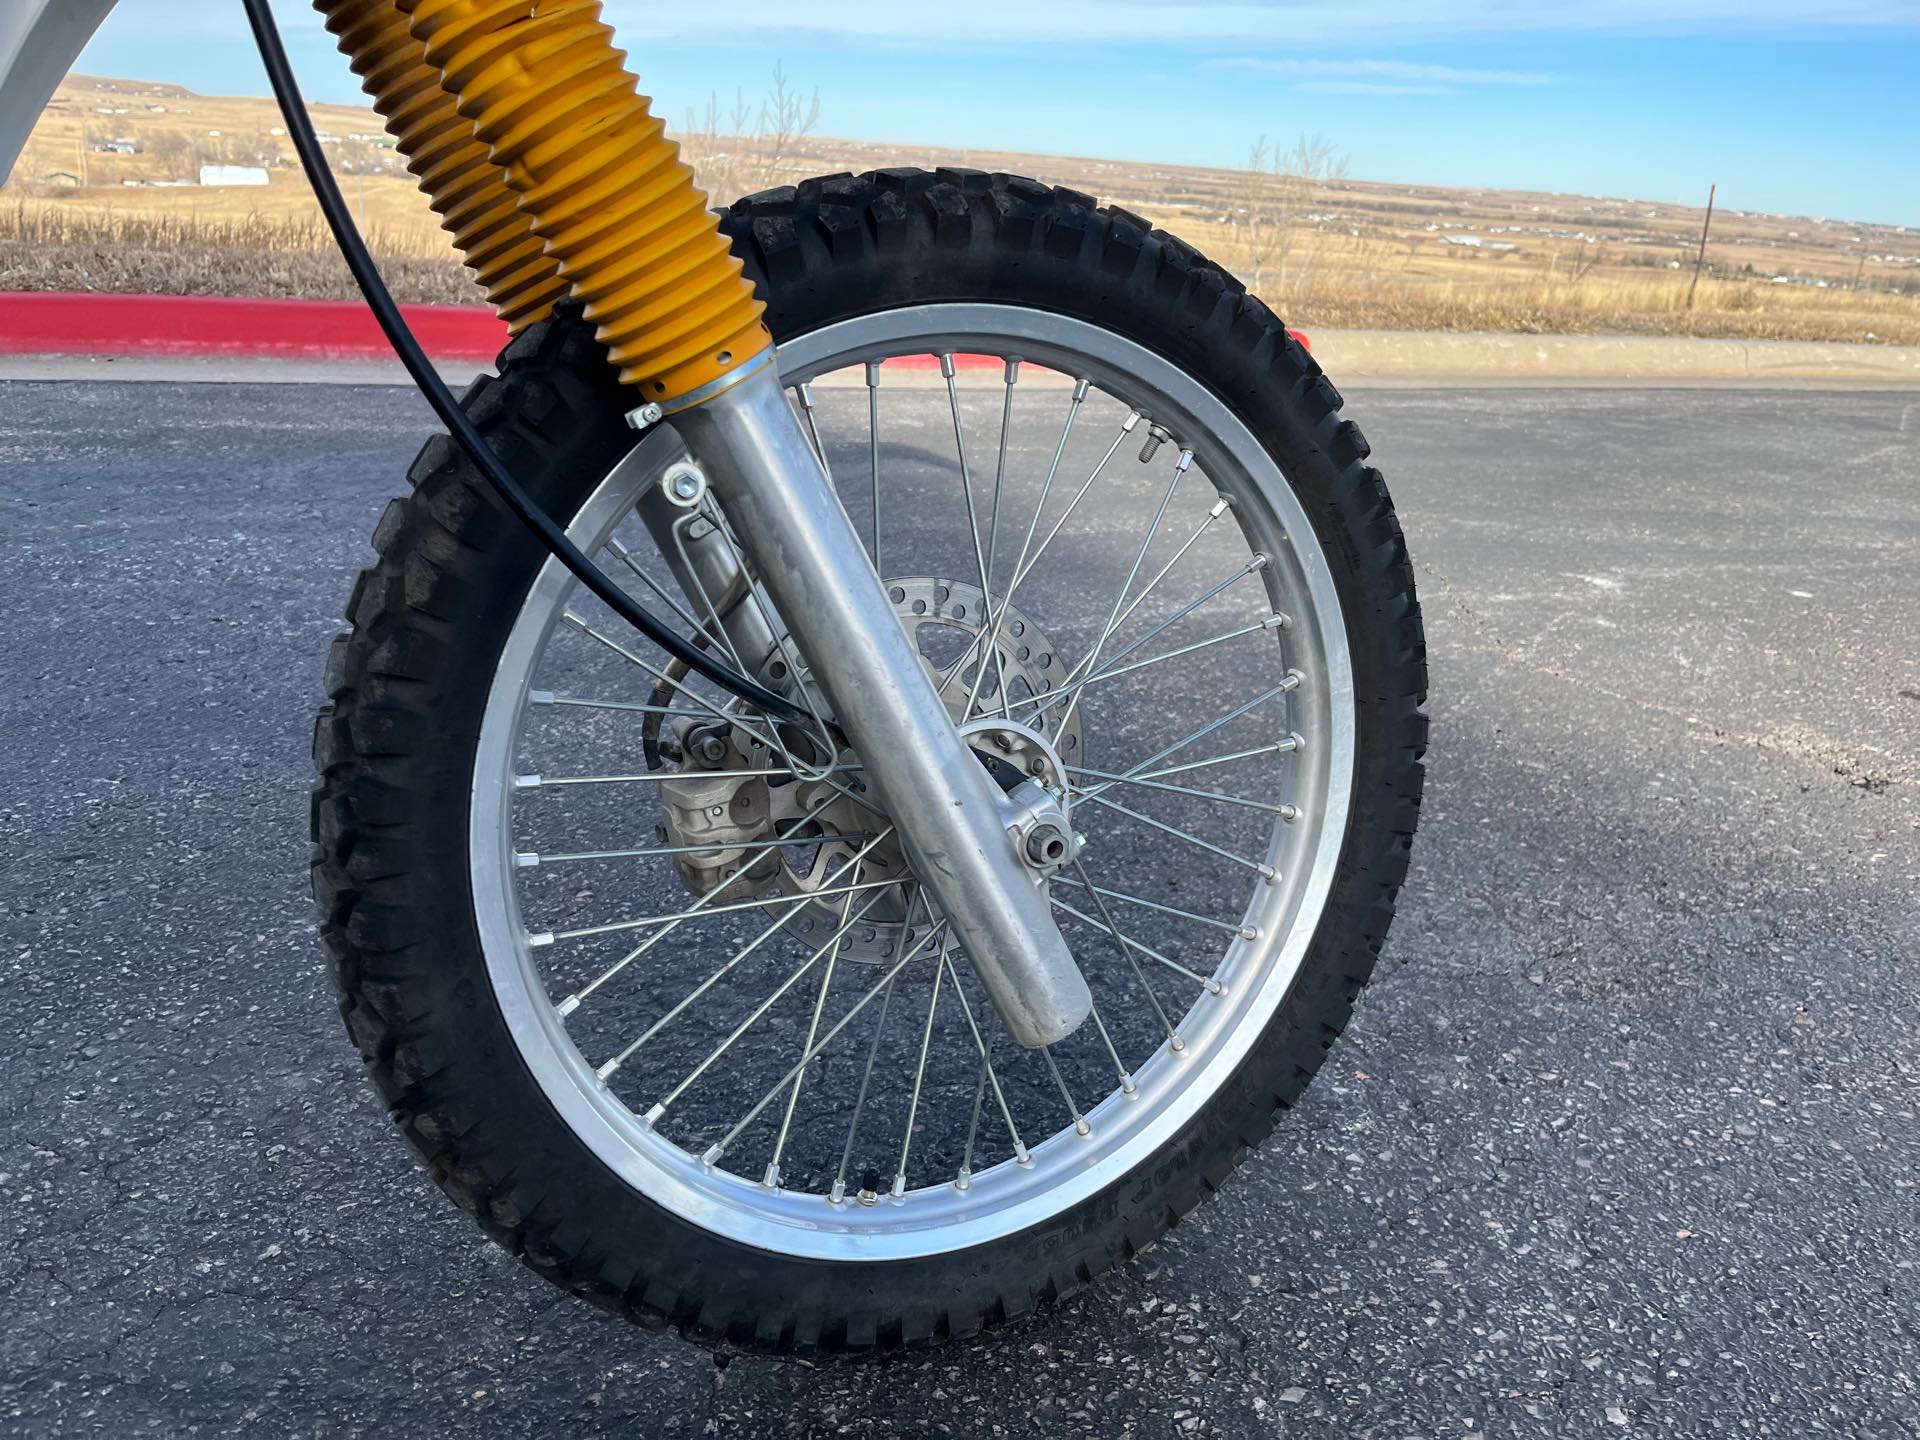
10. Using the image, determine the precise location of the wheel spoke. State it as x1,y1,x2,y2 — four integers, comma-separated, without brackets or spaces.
554,815,886,1013
699,916,951,1169
1065,765,1292,817
792,381,834,484
1054,449,1191,736
1042,1046,1091,1137
606,535,730,655
942,353,1012,712
1051,893,1218,997
561,611,869,812
646,883,893,1113
1079,791,1276,881
1053,873,1256,939
547,874,898,945
1012,614,1286,724
944,953,1031,1166
518,764,858,788
1058,861,1182,1048
831,944,906,1203
1132,736,1302,784
520,831,884,868
767,879,863,1188
940,383,1109,712
1077,678,1302,804
890,937,949,1196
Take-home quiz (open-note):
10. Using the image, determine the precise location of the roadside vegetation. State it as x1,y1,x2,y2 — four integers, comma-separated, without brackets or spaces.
8,74,1917,346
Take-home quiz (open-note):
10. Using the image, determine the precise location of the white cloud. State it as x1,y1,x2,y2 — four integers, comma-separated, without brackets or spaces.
1218,58,1554,89
1297,82,1445,96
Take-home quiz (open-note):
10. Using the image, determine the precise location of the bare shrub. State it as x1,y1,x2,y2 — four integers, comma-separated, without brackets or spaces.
680,65,821,202
1229,132,1347,295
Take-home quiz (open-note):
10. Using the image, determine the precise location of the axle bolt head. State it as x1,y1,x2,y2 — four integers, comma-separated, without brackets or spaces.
1024,822,1071,869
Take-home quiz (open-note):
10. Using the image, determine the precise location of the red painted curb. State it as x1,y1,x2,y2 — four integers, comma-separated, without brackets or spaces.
0,292,1310,364
0,291,507,361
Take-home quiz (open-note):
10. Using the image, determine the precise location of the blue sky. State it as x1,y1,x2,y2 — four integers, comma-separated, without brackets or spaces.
74,0,1920,227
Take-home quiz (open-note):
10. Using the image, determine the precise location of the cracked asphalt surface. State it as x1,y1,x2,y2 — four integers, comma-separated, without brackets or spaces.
3,380,1917,1436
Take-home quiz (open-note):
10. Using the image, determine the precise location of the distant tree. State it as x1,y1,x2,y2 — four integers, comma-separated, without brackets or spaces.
681,66,821,201
148,130,195,180
1230,132,1347,296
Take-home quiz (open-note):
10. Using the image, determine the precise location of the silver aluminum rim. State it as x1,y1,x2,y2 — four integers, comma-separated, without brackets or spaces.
470,303,1356,1260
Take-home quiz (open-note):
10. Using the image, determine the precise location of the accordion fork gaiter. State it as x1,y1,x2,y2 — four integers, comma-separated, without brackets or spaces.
312,0,567,332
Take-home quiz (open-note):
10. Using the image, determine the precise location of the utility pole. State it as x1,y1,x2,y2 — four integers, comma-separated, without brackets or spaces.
1686,182,1717,310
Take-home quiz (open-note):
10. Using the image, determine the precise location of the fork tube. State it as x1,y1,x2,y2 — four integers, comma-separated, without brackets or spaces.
672,359,1092,1048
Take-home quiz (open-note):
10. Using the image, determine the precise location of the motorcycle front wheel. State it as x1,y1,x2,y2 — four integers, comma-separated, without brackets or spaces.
311,168,1427,1353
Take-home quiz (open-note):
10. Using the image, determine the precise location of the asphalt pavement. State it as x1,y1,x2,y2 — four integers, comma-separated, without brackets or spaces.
2,379,1917,1437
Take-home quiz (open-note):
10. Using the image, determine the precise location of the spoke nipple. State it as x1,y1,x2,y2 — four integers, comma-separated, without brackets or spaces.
1207,979,1227,996
527,930,554,949
954,1170,972,1192
513,773,541,789
1284,668,1306,688
1259,865,1280,885
864,359,882,386
890,1174,907,1200
1170,1035,1187,1054
1004,357,1022,385
593,1058,620,1081
514,851,540,869
1121,1075,1138,1096
938,352,957,380
798,381,817,407
1209,498,1231,518
642,1103,665,1128
1278,804,1300,823
762,1163,781,1190
1075,378,1095,404
828,1180,847,1205
528,689,556,706
1249,553,1270,572
1262,613,1288,631
1075,1119,1092,1138
699,1145,724,1170
1173,449,1195,475
1014,1145,1033,1166
556,993,581,1018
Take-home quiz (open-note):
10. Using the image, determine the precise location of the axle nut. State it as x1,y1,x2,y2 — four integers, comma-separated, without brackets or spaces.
1024,822,1071,869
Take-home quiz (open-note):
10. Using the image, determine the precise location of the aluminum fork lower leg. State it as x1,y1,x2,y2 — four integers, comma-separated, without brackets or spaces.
665,357,1092,1048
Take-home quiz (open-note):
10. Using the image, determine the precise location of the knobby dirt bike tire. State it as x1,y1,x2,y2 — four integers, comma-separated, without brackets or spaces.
311,167,1428,1354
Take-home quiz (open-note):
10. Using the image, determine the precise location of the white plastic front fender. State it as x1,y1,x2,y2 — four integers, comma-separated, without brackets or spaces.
0,0,119,186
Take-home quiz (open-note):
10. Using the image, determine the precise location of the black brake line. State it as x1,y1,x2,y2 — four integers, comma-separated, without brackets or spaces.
240,0,807,724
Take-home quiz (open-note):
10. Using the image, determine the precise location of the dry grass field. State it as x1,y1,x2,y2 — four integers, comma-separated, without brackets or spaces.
7,73,1918,345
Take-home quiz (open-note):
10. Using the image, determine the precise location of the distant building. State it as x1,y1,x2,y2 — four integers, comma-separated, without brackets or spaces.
199,164,270,187
92,137,136,155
